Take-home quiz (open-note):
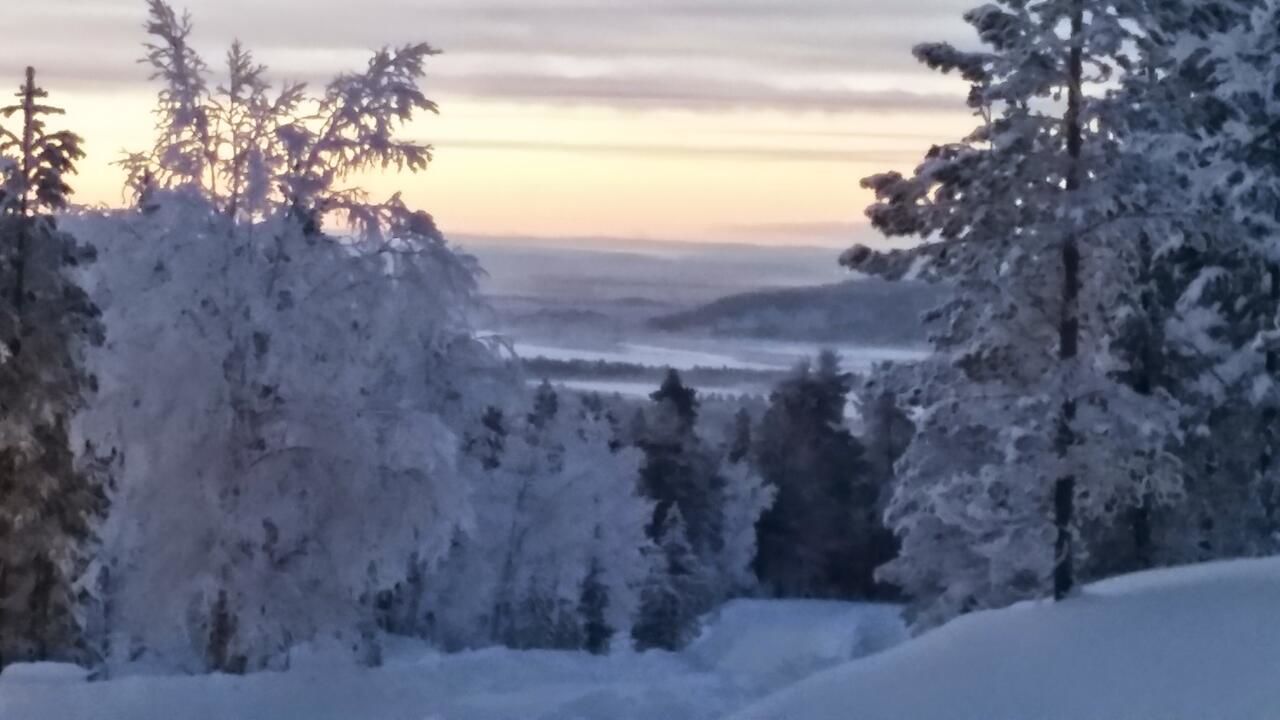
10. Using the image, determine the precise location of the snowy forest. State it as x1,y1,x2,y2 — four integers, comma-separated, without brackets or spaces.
3,0,1280,699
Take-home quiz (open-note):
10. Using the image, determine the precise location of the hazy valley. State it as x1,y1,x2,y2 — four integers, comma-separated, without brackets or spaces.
466,236,935,400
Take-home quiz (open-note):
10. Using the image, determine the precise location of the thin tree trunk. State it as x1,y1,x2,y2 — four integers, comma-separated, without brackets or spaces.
1259,263,1280,526
18,67,35,219
13,67,37,316
1054,0,1085,602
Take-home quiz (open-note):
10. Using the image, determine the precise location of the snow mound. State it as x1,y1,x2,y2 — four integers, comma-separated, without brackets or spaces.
0,663,90,684
729,556,1280,720
686,599,906,693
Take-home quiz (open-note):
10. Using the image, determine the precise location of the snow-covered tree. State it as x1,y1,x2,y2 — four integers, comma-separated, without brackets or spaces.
420,388,653,652
130,0,437,237
62,2,502,672
137,0,215,192
848,0,1193,626
0,68,105,667
631,506,713,651
1134,0,1280,564
629,370,771,648
70,189,497,671
714,451,774,597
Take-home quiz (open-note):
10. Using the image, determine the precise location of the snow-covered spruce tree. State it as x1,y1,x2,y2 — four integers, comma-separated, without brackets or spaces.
69,1,501,672
1132,0,1280,564
638,370,723,559
846,1,1192,627
631,506,712,652
1045,0,1280,574
630,370,771,649
419,386,653,652
753,351,889,599
0,68,105,667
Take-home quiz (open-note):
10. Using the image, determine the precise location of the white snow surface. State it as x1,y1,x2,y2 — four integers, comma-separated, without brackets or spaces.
0,600,903,720
8,558,1278,720
731,556,1280,720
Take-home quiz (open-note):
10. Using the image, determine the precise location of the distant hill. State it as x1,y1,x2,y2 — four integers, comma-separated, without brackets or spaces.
647,279,943,345
463,236,847,305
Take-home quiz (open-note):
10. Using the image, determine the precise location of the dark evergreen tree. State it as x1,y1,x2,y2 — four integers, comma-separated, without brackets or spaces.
753,351,883,598
578,550,612,655
857,381,914,492
727,408,752,465
630,369,773,650
465,406,507,471
529,379,559,430
651,368,697,429
637,369,723,557
0,67,106,667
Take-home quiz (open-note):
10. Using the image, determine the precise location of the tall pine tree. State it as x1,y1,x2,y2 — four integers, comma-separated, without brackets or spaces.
849,1,1190,626
0,67,105,667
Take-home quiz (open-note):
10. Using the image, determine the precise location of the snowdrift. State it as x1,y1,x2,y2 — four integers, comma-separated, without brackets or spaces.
730,556,1280,720
686,599,905,693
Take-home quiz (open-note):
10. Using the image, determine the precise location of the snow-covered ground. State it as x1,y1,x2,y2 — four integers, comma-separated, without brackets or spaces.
0,601,904,720
6,558,1280,719
732,556,1280,720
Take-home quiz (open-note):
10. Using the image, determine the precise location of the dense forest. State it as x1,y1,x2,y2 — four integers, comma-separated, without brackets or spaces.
2,0,1280,682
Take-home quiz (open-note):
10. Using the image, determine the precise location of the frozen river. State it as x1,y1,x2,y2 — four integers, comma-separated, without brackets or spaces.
509,337,927,375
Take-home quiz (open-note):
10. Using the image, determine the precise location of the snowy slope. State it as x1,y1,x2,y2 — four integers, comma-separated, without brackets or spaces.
730,556,1280,720
0,601,903,720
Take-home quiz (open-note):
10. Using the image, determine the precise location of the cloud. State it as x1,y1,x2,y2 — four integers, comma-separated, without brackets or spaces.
430,72,965,114
433,137,923,164
3,0,976,114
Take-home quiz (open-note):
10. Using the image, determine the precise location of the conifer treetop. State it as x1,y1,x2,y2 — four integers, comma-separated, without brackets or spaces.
0,67,84,216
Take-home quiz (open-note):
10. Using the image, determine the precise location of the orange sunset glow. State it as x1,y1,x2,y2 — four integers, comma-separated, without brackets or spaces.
9,0,975,245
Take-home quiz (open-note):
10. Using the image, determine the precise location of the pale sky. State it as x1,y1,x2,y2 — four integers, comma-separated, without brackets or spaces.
2,0,976,245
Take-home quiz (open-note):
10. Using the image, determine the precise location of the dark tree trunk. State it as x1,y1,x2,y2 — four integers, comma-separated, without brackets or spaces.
1054,0,1085,602
206,589,245,674
1259,263,1280,527
1131,233,1157,570
1132,501,1152,568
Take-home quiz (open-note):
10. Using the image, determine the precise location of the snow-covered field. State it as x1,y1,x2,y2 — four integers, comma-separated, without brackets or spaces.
0,601,905,720
6,558,1280,719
